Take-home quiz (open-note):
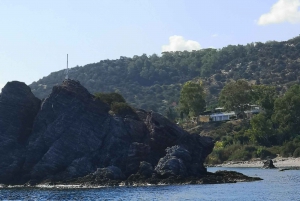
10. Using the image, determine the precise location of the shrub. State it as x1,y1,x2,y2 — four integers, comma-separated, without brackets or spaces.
230,150,252,161
265,146,281,155
111,102,136,117
256,147,276,159
244,145,256,152
205,154,222,165
280,141,297,157
293,148,300,157
219,144,243,162
205,149,224,164
95,92,126,105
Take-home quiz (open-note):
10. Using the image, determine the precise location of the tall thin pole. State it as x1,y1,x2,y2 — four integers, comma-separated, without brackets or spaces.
65,54,69,79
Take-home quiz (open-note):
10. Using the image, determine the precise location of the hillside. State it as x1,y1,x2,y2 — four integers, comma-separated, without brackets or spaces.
30,35,300,114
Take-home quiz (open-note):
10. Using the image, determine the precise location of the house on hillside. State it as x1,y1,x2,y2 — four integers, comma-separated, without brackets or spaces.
199,105,260,122
199,107,236,122
210,111,236,121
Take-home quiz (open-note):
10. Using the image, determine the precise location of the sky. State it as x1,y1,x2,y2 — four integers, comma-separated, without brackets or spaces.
1,0,300,89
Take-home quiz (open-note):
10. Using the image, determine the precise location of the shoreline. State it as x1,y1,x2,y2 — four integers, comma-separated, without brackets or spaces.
0,170,262,188
212,157,300,168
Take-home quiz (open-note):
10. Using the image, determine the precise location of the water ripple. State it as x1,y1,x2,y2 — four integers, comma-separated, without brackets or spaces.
1,168,300,201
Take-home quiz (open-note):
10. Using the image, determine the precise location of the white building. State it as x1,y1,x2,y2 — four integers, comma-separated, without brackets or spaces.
210,112,236,121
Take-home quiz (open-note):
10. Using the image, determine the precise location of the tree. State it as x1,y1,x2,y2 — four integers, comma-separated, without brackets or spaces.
272,84,300,139
219,79,252,114
179,81,206,117
246,113,275,146
251,85,277,117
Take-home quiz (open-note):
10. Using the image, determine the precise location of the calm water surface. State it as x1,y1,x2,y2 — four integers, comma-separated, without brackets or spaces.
0,167,299,201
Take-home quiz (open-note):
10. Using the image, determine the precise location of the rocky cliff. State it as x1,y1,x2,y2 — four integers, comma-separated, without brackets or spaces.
0,79,217,185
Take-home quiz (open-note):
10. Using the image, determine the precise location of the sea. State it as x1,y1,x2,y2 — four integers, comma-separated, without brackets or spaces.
0,167,299,201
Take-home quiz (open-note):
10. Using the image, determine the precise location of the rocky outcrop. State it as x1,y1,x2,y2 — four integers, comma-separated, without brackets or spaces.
0,81,41,183
0,79,260,186
155,146,190,177
263,159,276,169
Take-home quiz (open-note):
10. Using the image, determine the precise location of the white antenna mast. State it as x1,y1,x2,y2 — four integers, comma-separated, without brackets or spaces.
65,54,69,79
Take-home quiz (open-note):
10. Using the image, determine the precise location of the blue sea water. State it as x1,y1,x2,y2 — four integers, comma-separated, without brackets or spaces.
0,167,299,201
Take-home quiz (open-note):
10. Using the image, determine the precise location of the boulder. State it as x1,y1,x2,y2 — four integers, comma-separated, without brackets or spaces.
155,146,190,177
263,159,276,169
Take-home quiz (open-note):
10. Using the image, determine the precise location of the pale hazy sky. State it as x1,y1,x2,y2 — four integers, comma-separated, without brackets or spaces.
1,0,300,89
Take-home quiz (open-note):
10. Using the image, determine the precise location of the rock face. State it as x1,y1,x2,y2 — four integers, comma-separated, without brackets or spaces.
0,79,214,185
263,159,276,169
0,81,41,183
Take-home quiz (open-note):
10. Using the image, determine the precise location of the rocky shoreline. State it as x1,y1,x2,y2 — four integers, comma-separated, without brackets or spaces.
0,80,262,187
0,170,262,188
59,170,262,187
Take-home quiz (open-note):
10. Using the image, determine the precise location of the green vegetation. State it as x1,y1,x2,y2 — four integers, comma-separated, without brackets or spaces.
110,102,135,117
30,35,300,115
206,81,300,164
179,81,205,117
28,35,300,163
95,92,135,117
94,92,126,105
219,79,252,115
272,84,300,141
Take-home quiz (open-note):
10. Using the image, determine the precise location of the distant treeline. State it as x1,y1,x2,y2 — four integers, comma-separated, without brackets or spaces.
30,35,300,115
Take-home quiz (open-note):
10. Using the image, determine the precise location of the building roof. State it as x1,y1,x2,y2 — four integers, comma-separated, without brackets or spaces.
210,112,235,117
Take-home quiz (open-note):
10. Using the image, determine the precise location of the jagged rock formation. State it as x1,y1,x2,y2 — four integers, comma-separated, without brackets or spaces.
0,80,215,185
0,81,41,183
263,159,276,169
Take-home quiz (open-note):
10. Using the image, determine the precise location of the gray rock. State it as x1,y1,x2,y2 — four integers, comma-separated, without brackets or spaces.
167,145,192,162
155,146,190,177
155,156,187,177
126,142,151,175
0,81,41,183
93,166,125,180
263,159,276,169
138,161,154,178
0,79,214,184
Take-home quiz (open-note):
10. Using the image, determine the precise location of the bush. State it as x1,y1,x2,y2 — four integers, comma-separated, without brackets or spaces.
293,148,300,157
205,154,222,165
256,147,276,159
95,92,126,105
280,141,297,157
229,150,252,161
111,102,136,117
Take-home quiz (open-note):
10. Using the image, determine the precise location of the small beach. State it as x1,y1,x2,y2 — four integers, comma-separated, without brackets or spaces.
218,157,300,168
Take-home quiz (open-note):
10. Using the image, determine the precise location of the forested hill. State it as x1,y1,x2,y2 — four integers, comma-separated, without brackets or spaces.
30,35,300,114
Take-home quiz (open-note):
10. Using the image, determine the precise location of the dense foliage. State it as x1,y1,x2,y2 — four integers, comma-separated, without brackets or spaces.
219,79,252,113
27,35,300,164
94,92,126,105
94,92,135,117
179,81,205,117
30,35,300,115
206,81,300,164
